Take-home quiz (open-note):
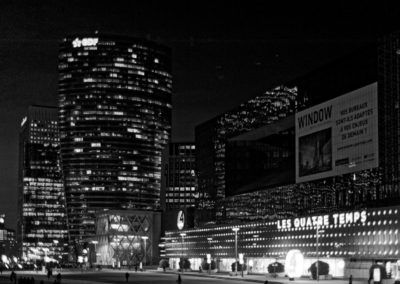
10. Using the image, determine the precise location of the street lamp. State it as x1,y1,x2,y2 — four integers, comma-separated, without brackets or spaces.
232,227,240,276
316,224,325,282
180,233,187,274
207,238,213,274
142,236,149,269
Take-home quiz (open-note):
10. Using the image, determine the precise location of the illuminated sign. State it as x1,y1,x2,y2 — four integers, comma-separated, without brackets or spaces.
177,210,185,230
238,253,244,265
295,83,378,183
72,37,99,48
277,210,367,230
206,254,211,264
285,250,304,278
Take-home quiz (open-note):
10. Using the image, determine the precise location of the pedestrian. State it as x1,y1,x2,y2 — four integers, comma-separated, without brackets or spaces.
177,273,182,284
56,273,61,284
349,274,353,284
125,272,130,282
134,264,138,272
264,280,269,284
10,270,16,283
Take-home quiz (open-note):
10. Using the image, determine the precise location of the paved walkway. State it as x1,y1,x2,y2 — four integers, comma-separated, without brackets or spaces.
0,269,373,284
153,269,370,284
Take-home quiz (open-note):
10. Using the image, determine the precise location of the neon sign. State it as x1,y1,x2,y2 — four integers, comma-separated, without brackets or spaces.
277,210,367,230
72,37,99,48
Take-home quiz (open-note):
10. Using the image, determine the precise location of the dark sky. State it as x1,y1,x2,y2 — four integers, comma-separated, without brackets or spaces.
0,1,398,229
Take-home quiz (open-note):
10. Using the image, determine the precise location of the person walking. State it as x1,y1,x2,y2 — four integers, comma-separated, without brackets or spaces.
177,273,182,284
125,272,130,282
56,272,62,284
10,270,16,283
134,264,138,272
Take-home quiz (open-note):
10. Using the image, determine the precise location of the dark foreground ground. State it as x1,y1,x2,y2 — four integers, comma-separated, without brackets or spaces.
0,270,266,284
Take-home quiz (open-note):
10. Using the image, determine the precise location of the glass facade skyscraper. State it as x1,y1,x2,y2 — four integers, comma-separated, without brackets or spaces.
161,142,197,210
378,31,400,198
58,34,172,241
195,86,300,222
18,105,68,262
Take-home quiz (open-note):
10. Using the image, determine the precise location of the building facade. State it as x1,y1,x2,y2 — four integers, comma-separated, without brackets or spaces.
195,86,299,222
378,31,400,198
194,43,379,225
161,142,197,210
221,83,382,223
165,205,400,278
0,215,18,258
94,210,161,267
58,34,172,241
18,105,68,262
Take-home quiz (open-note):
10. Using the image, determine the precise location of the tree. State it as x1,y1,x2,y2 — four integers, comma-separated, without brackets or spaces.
201,259,216,270
179,258,191,270
268,262,285,274
159,259,169,269
231,261,247,272
308,261,329,279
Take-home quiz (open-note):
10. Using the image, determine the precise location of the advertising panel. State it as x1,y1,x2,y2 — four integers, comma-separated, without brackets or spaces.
295,83,378,183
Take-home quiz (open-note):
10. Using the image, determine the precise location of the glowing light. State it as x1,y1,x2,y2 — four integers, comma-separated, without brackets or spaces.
21,117,27,127
177,210,185,230
285,249,304,278
239,253,244,264
206,254,211,264
1,255,9,264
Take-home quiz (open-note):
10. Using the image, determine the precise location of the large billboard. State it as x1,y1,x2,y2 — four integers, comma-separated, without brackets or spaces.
295,83,378,183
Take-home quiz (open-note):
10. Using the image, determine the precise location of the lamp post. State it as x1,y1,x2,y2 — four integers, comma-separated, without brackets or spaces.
316,225,325,282
232,227,240,276
142,236,149,269
180,233,186,274
207,237,213,274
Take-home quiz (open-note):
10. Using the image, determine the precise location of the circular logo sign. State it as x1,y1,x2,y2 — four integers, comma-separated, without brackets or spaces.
177,210,185,230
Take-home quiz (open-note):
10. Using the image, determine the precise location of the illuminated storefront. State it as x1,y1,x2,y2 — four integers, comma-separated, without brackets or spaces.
165,206,400,278
93,210,161,267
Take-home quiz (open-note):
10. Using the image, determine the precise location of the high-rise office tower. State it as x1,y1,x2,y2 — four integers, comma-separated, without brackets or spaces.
379,31,400,197
18,105,68,261
161,142,197,210
195,86,299,222
58,34,172,241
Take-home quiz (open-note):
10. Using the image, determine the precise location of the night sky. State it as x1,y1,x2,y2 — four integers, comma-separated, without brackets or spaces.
0,1,398,229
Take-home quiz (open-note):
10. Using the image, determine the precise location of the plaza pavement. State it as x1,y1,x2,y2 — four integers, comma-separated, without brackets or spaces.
156,269,369,284
0,269,372,284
